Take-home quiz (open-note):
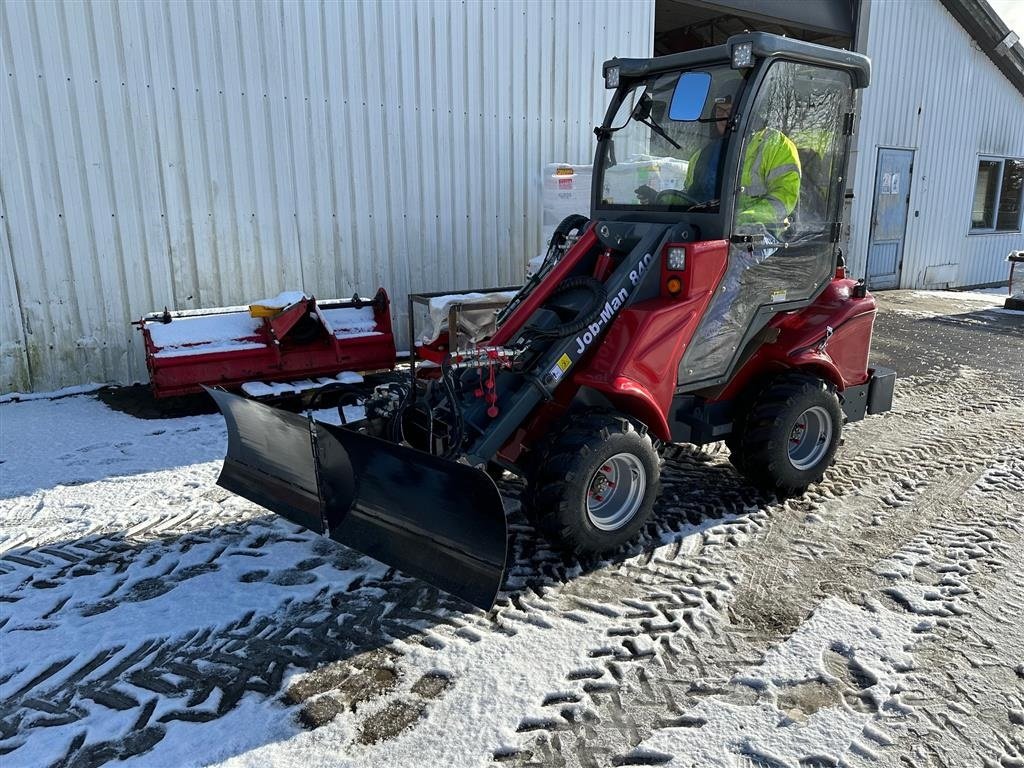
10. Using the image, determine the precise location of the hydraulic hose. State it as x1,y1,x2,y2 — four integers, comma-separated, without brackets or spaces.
525,275,608,340
495,214,590,329
439,355,465,459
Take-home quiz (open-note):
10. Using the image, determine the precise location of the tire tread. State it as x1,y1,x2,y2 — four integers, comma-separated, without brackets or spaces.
525,410,659,554
733,372,841,495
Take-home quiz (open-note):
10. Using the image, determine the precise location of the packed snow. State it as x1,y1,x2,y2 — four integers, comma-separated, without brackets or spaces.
240,372,364,398
0,382,105,404
1,289,1021,768
250,291,310,310
318,306,381,339
146,312,264,356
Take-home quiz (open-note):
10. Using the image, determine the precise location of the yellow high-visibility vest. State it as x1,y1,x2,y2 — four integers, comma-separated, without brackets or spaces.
737,128,802,226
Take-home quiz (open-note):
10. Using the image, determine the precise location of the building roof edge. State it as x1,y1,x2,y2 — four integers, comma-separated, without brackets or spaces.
938,0,1024,98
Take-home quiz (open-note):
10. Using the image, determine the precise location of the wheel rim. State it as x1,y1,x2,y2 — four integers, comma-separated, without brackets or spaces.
586,453,647,531
788,405,833,471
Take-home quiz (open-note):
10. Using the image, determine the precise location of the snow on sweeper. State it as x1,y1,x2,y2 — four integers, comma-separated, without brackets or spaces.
207,33,896,609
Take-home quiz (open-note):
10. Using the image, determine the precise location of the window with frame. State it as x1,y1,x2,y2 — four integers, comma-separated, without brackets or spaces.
970,157,1023,233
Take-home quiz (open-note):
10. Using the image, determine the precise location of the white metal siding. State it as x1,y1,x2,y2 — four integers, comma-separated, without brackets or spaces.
849,0,1024,289
0,0,654,393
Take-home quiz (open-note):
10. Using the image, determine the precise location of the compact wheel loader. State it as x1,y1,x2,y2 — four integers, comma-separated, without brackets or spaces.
209,33,895,609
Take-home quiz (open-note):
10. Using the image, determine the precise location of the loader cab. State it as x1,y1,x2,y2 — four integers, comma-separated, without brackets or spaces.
593,33,868,238
593,33,870,387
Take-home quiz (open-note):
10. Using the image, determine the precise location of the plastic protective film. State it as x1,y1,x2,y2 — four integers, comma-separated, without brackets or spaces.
680,62,853,385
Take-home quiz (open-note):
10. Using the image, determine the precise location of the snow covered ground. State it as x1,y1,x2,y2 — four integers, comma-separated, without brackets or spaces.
1,289,1021,768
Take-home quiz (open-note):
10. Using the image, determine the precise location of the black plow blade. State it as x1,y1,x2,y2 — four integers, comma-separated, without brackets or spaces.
206,387,508,609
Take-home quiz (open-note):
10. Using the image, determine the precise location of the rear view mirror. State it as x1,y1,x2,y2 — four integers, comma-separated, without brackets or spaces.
610,89,638,130
668,72,711,121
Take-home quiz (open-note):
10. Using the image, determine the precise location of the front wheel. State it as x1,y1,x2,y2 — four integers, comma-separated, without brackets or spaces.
731,372,842,494
526,411,659,555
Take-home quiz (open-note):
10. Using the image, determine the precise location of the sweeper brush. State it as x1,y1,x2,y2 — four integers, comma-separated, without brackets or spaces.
209,33,895,608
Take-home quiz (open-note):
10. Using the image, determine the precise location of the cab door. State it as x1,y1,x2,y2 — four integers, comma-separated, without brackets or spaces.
679,60,854,388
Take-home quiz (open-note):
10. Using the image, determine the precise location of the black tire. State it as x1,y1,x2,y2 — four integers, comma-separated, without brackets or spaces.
733,372,842,495
525,411,660,555
725,435,747,473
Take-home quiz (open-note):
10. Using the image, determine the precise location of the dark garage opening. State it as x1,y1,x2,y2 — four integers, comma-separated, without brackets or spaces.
654,0,857,54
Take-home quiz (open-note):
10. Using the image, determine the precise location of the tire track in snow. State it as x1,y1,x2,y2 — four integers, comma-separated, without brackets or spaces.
498,368,1023,767
217,367,1022,767
856,461,1024,768
617,456,1024,768
1,305,1019,767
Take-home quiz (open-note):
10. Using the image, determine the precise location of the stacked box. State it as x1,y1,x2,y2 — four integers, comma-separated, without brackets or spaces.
542,163,592,244
541,157,690,244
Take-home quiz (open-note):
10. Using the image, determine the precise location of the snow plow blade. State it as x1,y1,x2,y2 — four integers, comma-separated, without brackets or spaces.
206,387,508,609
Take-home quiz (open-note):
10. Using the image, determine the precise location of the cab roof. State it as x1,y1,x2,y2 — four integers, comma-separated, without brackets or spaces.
604,31,871,89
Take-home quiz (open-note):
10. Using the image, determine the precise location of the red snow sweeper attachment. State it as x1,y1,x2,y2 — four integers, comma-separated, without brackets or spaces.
137,290,396,398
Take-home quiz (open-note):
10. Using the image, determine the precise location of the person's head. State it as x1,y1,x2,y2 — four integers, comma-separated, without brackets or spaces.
712,95,733,136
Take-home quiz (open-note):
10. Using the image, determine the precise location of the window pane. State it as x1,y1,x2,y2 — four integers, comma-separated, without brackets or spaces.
732,63,851,235
971,160,1000,229
996,159,1023,231
597,66,744,210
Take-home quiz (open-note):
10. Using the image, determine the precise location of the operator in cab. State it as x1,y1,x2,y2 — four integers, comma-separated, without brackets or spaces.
634,90,802,234
735,120,802,233
683,94,733,203
689,92,802,231
685,87,804,366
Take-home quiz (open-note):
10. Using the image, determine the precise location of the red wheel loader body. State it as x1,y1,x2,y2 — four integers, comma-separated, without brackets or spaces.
208,33,894,609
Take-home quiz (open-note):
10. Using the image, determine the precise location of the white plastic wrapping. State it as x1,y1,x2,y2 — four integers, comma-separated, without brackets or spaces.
418,291,520,346
542,164,592,245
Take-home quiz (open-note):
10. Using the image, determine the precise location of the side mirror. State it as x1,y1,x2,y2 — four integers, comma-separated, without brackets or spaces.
610,90,638,130
631,93,652,122
668,72,712,121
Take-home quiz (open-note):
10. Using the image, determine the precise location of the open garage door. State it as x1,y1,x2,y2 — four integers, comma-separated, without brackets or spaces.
655,0,856,54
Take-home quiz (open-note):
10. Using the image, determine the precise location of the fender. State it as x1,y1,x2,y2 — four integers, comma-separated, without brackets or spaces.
716,278,879,403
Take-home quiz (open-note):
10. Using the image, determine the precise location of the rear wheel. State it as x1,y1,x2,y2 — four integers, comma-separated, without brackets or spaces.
731,372,842,494
526,411,659,555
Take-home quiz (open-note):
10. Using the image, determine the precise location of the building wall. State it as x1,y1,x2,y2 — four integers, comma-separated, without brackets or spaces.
0,0,654,393
848,0,1024,288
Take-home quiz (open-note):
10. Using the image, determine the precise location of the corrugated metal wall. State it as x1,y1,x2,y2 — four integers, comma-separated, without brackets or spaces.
848,0,1024,288
0,0,654,393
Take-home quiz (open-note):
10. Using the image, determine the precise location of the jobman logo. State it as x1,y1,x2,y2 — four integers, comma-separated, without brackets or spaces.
571,250,653,356
630,252,654,286
575,288,629,353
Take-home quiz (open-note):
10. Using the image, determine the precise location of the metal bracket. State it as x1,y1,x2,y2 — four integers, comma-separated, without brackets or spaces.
842,111,856,136
816,325,834,354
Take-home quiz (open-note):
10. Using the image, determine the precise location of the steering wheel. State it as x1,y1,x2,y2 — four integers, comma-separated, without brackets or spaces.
654,188,700,206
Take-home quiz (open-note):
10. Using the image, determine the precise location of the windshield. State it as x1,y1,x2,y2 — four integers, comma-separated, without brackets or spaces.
598,65,743,212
